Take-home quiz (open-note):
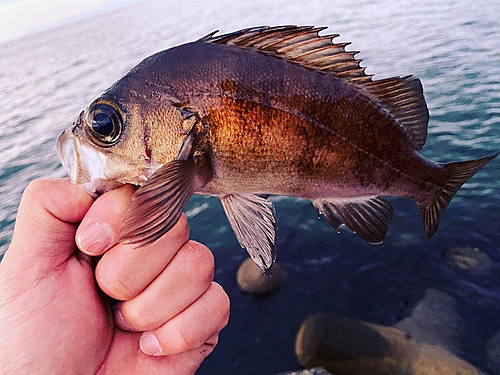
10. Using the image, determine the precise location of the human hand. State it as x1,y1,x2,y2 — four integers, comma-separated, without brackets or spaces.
0,178,229,375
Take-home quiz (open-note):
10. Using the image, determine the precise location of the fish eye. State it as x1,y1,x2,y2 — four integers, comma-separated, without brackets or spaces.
85,100,123,146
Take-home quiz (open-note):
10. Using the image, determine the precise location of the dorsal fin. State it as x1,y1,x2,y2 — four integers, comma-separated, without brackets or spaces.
204,26,430,150
205,25,372,83
364,76,429,150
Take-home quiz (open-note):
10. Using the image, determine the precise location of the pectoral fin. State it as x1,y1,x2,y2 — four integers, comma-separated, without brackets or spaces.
220,194,278,273
313,196,394,244
121,114,212,246
120,159,197,246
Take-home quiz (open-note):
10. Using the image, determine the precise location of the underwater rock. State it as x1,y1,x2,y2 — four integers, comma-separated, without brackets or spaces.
236,258,286,295
394,288,462,352
295,313,481,375
409,344,483,375
486,329,500,373
278,367,332,375
295,313,413,374
441,246,493,273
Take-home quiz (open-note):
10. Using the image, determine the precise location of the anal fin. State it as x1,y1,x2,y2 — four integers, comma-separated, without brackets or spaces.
220,194,278,273
313,196,394,244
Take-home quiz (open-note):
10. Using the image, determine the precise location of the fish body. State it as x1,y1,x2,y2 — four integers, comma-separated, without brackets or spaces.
57,26,497,272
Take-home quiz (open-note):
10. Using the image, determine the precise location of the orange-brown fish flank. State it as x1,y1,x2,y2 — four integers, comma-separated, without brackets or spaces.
199,87,442,201
56,25,498,272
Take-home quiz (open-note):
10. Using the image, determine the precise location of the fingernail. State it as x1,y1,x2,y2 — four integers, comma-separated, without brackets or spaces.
140,332,163,356
77,223,111,254
113,305,134,331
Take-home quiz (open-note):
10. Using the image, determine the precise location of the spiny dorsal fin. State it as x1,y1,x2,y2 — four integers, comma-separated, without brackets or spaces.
364,76,429,150
204,26,430,149
205,25,372,84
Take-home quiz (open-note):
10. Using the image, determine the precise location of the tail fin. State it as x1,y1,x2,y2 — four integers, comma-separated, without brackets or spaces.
419,152,498,237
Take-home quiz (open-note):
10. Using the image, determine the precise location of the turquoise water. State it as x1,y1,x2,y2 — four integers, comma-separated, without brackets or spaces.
0,0,498,373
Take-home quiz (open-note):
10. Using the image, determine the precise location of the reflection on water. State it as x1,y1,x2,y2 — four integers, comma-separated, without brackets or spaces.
0,0,498,373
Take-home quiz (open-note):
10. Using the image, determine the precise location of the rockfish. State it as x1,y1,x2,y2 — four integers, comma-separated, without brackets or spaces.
56,26,497,272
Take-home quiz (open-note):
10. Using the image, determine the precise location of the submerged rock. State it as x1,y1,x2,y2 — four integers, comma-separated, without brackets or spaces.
295,313,481,375
236,258,286,295
410,344,483,375
441,246,493,273
394,288,462,352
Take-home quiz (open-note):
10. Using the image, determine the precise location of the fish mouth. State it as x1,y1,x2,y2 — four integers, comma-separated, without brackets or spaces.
56,129,121,197
56,128,80,183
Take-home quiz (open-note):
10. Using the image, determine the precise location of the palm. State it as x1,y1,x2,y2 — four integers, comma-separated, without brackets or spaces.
3,252,199,375
48,257,199,375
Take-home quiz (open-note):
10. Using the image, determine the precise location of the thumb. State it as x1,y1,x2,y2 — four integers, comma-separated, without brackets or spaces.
4,178,94,276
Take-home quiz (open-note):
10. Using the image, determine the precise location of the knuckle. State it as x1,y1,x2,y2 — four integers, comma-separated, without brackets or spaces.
23,179,46,201
213,282,230,308
171,324,195,352
179,241,215,287
124,303,156,331
97,267,137,301
222,308,230,327
197,245,215,285
212,282,230,326
25,179,43,192
221,298,230,327
20,180,51,223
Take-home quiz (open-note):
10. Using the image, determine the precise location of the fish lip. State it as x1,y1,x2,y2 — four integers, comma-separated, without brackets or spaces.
56,125,140,197
56,129,74,180
56,128,101,191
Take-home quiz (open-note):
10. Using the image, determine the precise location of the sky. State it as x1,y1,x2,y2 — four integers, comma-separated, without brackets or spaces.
0,0,140,44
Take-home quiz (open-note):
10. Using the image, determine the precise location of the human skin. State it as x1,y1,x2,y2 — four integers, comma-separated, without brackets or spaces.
0,178,230,374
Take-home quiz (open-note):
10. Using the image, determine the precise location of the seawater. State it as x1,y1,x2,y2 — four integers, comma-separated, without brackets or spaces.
0,0,498,373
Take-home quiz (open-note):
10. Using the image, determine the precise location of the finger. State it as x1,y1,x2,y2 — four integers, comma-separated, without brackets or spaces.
101,331,218,374
164,334,219,363
76,184,136,255
96,214,189,301
139,282,230,356
115,241,214,331
6,178,93,271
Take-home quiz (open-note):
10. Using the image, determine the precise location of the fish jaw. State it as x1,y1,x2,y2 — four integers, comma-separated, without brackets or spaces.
56,128,89,185
56,128,125,197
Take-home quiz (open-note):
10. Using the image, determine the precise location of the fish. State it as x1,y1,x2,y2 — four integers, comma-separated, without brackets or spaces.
56,26,498,273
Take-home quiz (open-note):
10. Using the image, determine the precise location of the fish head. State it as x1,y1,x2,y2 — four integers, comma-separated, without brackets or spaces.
57,90,191,197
